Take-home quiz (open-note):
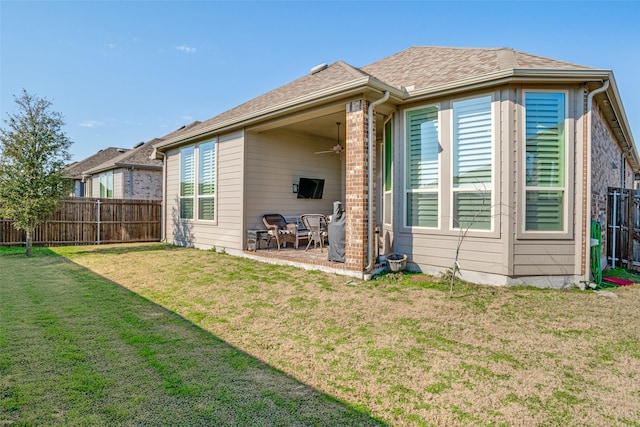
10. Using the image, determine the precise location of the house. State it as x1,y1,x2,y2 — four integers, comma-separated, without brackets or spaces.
82,122,201,200
63,147,129,197
151,46,638,287
82,140,163,199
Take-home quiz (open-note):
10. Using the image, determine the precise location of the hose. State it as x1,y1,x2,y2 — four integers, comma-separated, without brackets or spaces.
591,219,602,286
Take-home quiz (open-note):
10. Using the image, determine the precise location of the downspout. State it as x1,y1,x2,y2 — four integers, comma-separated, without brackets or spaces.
365,91,390,272
155,151,167,242
585,79,609,282
129,166,134,199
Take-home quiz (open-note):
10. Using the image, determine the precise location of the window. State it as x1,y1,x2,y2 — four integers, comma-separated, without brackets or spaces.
524,92,566,232
198,141,216,221
99,171,113,198
180,146,195,219
405,106,440,227
383,119,393,225
452,95,493,230
179,140,217,221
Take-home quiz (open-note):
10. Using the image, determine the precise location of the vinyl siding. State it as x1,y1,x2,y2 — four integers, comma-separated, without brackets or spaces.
164,131,244,250
394,85,584,282
243,129,343,228
113,169,124,199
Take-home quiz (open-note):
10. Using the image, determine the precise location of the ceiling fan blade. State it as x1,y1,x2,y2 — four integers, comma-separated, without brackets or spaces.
314,150,334,154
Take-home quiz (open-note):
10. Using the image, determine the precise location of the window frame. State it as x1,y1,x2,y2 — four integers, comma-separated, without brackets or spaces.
178,140,218,223
99,171,113,198
519,89,572,238
449,93,496,232
196,140,217,222
403,103,442,229
383,116,393,227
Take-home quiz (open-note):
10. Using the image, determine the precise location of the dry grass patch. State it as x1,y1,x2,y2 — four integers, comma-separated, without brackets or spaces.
54,244,640,426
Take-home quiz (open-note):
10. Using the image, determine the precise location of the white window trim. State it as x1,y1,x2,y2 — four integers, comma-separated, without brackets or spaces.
449,93,496,232
383,115,393,227
179,146,195,221
403,103,442,230
520,90,570,236
196,139,218,223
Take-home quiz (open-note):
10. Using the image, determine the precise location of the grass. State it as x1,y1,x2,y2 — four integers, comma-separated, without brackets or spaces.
3,243,640,426
0,246,383,426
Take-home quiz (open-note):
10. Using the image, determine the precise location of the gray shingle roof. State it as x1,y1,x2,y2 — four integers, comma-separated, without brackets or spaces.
84,121,201,175
360,46,594,91
63,147,129,179
154,46,603,149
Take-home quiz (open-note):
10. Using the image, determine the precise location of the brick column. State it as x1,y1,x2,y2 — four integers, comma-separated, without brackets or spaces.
345,99,373,271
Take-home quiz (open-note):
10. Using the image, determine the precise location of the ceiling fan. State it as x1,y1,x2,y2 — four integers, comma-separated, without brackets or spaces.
315,122,343,155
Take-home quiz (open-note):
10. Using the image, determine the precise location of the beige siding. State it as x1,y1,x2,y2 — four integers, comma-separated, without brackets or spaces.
394,89,512,279
113,169,124,198
393,85,585,283
164,131,244,250
243,129,343,228
512,85,582,277
91,177,100,197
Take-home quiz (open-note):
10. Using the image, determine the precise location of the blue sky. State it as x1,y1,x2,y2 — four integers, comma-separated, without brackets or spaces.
2,0,639,162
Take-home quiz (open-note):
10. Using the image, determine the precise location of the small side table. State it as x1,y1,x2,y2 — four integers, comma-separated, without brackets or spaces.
247,229,269,251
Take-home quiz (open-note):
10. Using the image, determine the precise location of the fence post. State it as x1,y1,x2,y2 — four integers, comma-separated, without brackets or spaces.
96,199,101,245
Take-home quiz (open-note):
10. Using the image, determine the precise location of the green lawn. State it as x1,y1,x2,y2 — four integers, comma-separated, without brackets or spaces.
0,247,383,426
2,244,640,426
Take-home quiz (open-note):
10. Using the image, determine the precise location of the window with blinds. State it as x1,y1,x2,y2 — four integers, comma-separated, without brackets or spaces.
524,92,566,232
452,95,493,230
99,171,113,198
198,141,216,221
179,146,195,219
405,106,440,227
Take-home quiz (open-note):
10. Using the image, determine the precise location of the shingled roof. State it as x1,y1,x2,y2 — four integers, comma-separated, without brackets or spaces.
85,121,201,175
63,147,129,179
153,46,607,150
360,46,595,92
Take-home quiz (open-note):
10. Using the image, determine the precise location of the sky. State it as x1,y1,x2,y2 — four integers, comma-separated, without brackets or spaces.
1,0,639,163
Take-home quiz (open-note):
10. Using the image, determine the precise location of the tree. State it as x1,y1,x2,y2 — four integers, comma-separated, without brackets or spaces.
0,89,73,256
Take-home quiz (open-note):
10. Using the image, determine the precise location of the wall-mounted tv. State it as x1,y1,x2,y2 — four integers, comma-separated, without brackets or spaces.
297,177,324,199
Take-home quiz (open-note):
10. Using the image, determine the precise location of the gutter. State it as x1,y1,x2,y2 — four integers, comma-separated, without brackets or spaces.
365,91,390,272
153,78,404,152
154,151,167,243
585,79,609,283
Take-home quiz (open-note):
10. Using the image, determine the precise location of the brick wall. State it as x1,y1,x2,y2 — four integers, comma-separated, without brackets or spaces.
591,101,634,264
122,168,163,200
344,99,372,271
591,103,634,220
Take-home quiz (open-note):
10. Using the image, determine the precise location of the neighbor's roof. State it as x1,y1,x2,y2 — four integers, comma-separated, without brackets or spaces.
153,46,612,151
63,147,129,179
84,121,201,175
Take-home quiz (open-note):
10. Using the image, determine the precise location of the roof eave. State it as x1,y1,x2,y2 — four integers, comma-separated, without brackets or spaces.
154,77,404,151
404,69,612,101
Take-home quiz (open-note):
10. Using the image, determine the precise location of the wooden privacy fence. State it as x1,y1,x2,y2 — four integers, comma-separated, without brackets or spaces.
607,187,640,270
0,197,161,246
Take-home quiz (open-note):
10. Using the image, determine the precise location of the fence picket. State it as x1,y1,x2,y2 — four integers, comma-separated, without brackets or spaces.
0,197,161,246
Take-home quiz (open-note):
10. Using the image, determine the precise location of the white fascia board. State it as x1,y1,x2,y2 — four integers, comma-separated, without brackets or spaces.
154,77,404,151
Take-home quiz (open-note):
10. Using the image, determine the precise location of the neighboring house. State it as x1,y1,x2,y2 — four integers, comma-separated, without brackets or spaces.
151,46,638,287
63,147,129,196
82,139,164,199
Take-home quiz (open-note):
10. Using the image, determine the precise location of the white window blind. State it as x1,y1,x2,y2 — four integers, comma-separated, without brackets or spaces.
406,106,439,227
198,141,216,221
524,92,566,232
180,146,195,220
452,96,493,230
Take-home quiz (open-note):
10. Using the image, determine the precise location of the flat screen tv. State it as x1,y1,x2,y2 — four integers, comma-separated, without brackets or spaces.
297,177,324,199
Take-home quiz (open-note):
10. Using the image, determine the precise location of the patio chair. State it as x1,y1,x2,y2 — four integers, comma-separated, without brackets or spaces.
262,213,305,250
301,214,328,252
